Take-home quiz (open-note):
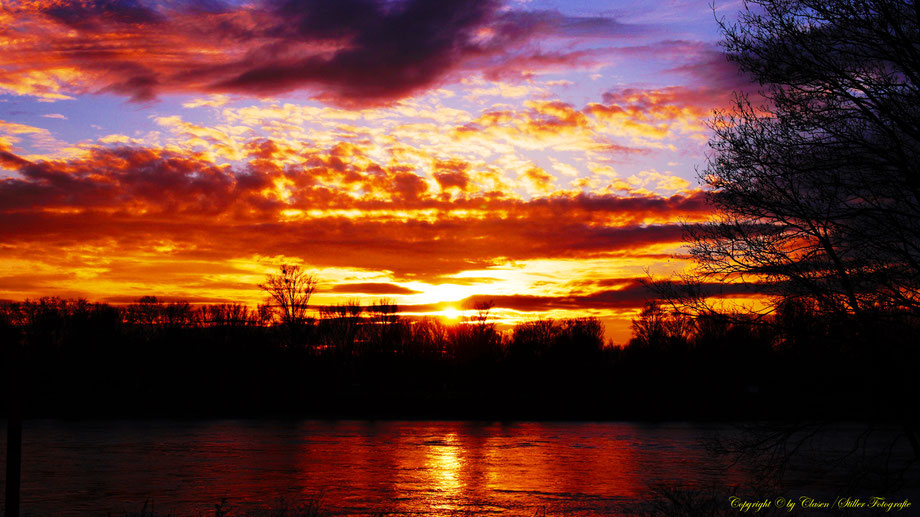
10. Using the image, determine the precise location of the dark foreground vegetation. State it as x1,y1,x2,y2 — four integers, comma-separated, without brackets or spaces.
1,294,917,421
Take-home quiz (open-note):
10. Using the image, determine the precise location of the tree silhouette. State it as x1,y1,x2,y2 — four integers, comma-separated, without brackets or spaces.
319,300,363,357
258,264,317,327
457,300,500,363
687,0,920,321
629,301,693,352
683,0,920,490
366,298,403,355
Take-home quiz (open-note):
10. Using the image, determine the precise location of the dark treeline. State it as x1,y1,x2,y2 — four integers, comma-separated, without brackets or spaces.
1,295,917,420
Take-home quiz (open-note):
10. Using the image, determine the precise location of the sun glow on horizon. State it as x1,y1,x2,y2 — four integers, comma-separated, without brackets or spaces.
442,307,462,320
0,0,744,341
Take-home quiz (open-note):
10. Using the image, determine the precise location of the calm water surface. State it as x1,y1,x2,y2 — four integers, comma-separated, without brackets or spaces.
2,420,735,516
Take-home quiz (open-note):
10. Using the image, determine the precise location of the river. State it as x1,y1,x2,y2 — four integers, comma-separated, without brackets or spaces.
1,419,753,516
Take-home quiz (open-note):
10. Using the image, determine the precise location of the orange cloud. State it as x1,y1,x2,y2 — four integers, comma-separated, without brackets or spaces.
585,86,729,141
0,144,711,282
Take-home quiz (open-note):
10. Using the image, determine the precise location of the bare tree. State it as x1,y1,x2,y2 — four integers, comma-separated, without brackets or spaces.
320,299,363,356
472,300,496,333
689,0,920,321
683,0,920,493
258,264,317,327
366,298,402,355
629,301,694,352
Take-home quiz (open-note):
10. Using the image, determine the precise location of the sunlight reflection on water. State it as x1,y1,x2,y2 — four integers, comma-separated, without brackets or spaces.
2,420,734,516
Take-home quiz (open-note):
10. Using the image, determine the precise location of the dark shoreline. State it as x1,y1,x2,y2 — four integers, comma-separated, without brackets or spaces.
5,390,908,423
3,297,917,426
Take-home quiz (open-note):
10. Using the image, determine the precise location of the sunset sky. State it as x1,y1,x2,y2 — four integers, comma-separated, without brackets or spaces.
0,0,752,342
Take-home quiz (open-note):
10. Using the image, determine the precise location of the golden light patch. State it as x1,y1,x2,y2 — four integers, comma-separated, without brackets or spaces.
442,307,462,320
435,282,481,300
